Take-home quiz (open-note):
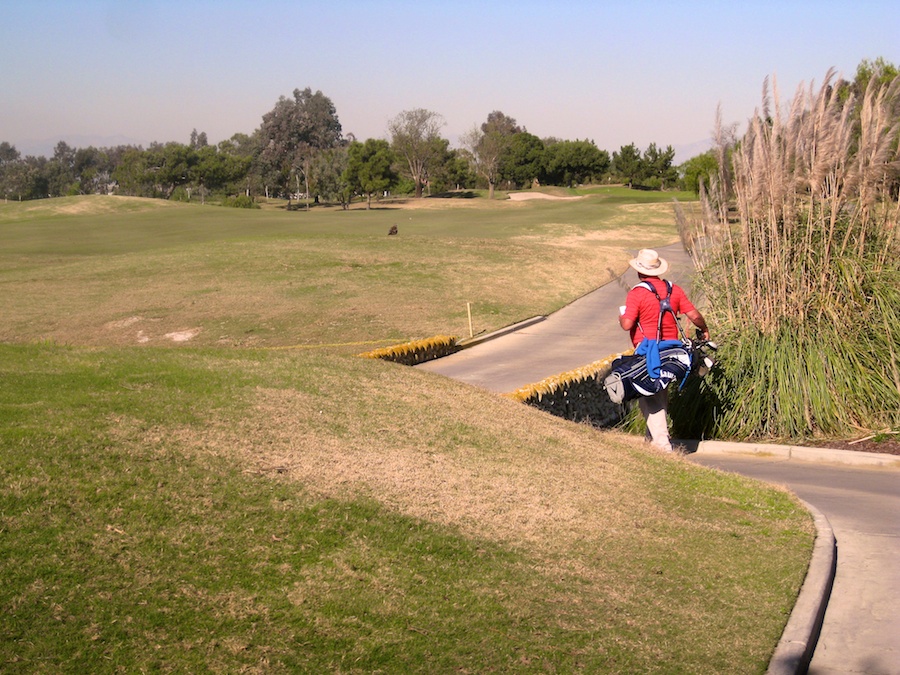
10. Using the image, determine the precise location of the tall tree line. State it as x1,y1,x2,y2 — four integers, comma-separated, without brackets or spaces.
0,104,677,204
5,58,893,204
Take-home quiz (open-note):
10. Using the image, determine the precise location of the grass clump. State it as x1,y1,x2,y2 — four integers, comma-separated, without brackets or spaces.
676,69,900,441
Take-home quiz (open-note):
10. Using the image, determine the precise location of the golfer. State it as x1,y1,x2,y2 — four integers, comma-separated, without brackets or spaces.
618,249,709,452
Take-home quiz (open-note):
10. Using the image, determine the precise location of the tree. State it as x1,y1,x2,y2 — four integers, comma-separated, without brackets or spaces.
256,87,343,207
838,57,899,101
424,138,470,193
460,111,523,198
189,128,209,149
543,139,610,186
0,142,34,201
461,126,498,197
680,150,718,194
0,141,19,165
72,146,116,195
27,157,48,199
343,139,397,209
499,132,545,189
113,147,154,197
482,110,521,137
0,142,20,201
190,145,250,203
218,132,259,158
311,146,350,207
152,142,195,199
293,88,344,210
388,108,445,198
112,143,193,199
642,143,677,189
612,143,643,187
45,141,77,196
218,133,260,197
2,161,37,201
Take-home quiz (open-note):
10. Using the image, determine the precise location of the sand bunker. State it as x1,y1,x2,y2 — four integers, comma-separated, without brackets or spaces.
507,192,584,201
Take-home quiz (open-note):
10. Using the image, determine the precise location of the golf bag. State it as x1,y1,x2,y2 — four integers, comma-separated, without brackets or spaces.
603,343,692,404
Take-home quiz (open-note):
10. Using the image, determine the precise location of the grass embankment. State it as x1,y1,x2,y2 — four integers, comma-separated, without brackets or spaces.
0,193,814,673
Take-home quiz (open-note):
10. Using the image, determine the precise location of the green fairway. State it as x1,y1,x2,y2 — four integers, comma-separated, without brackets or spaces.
0,191,686,348
0,193,814,673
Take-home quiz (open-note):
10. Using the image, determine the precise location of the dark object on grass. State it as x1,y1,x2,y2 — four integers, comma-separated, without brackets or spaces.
388,225,398,235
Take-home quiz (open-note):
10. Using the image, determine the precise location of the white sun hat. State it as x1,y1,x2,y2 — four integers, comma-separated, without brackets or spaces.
628,249,669,277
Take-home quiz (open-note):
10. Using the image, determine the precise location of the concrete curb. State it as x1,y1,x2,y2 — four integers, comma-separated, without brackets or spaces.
766,501,836,675
688,442,898,673
456,315,545,348
694,440,900,468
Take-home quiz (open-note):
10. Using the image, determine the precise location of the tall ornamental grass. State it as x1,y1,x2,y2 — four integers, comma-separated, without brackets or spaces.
674,70,900,440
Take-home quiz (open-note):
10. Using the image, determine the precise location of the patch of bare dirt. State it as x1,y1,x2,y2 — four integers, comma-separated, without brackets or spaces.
351,191,584,210
164,328,201,343
513,227,637,248
101,316,201,344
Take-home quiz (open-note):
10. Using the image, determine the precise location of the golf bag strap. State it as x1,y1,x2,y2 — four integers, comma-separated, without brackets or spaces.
635,280,686,342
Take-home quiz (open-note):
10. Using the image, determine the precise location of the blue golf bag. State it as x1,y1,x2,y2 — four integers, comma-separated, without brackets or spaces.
603,342,692,404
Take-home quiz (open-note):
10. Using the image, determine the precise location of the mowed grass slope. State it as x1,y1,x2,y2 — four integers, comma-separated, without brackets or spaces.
0,194,813,673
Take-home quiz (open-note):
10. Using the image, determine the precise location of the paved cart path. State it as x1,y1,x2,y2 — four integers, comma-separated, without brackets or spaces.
417,241,900,673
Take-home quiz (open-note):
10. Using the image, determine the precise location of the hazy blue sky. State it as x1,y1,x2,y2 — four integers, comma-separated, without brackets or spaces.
2,0,898,160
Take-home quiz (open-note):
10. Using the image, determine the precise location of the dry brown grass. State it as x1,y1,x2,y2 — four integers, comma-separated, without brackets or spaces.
115,344,811,668
238,383,647,554
1,336,814,673
136,349,662,564
614,202,684,226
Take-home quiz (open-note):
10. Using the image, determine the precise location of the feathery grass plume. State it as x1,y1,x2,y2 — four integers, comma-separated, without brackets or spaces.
674,69,900,441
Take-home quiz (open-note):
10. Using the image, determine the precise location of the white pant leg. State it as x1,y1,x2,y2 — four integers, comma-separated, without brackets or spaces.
638,389,672,452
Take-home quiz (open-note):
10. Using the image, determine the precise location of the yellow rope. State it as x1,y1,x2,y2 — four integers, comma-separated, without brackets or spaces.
266,339,398,351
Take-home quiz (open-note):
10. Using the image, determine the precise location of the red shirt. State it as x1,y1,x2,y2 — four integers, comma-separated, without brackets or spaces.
623,278,696,346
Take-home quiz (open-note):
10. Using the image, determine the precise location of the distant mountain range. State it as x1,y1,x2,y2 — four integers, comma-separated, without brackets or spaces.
671,138,714,164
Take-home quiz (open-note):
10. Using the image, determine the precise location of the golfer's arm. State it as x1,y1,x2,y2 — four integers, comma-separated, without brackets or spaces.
685,309,709,338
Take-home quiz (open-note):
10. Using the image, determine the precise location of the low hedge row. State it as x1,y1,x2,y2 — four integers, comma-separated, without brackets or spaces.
505,350,633,428
359,335,459,366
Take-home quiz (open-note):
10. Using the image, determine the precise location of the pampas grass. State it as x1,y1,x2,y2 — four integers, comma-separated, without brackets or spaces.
674,69,900,440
